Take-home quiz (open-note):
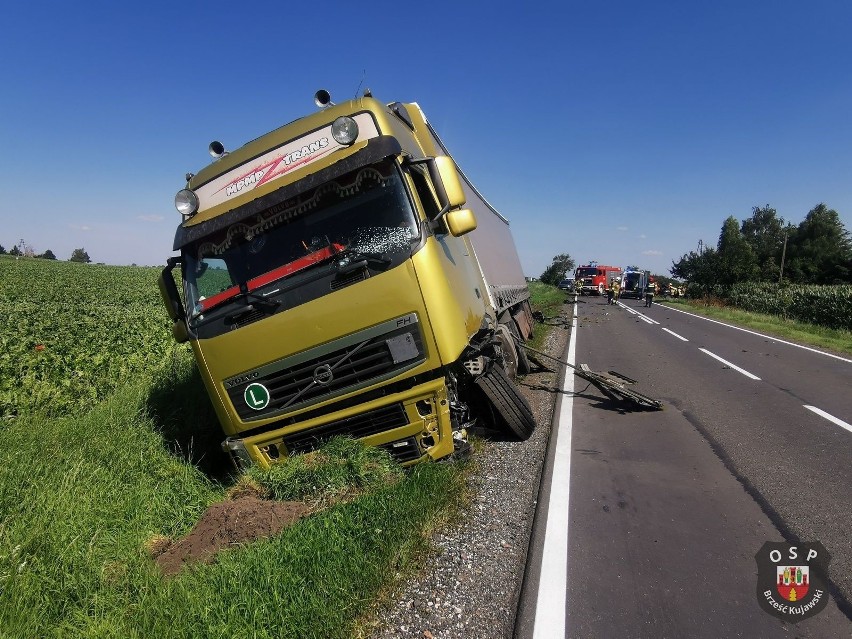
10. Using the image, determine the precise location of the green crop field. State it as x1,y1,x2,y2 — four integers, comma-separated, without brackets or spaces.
0,256,179,420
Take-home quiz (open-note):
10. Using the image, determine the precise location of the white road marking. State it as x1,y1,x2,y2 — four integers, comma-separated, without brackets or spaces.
662,304,852,364
532,302,577,638
661,327,689,342
699,348,761,380
803,405,852,434
617,301,659,324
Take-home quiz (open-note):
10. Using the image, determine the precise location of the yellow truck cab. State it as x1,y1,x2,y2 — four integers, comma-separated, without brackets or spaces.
159,90,535,468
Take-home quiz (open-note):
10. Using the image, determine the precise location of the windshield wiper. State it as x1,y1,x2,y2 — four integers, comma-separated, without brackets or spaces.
223,286,280,323
224,303,275,324
334,250,392,275
235,285,280,310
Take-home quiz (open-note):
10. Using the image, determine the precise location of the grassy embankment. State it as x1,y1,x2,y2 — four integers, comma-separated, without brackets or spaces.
526,281,567,352
659,297,852,357
0,256,556,639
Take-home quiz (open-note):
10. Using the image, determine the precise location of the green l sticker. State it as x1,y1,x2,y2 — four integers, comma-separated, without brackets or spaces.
244,383,270,410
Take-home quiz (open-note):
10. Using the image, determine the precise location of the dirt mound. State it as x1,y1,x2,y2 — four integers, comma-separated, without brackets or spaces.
153,496,311,576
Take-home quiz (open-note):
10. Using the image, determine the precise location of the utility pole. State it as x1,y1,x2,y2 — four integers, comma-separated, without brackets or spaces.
698,239,704,255
778,232,788,284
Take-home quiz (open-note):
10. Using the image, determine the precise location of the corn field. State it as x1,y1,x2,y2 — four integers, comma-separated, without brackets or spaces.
726,282,852,331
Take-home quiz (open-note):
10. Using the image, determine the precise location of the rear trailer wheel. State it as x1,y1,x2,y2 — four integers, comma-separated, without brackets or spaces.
474,364,536,440
508,321,531,374
495,324,519,379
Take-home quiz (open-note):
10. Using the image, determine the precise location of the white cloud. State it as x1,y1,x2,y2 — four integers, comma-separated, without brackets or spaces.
138,214,164,222
642,249,663,256
616,226,628,232
639,234,647,239
69,224,91,231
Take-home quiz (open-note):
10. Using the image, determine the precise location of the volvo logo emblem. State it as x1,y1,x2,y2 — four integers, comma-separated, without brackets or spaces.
313,364,334,385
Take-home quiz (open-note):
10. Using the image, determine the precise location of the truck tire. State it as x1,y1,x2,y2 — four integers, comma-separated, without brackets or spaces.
474,364,536,441
495,325,519,379
507,321,531,374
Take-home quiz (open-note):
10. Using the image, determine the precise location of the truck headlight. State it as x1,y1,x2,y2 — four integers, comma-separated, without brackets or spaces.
175,189,199,217
331,116,359,145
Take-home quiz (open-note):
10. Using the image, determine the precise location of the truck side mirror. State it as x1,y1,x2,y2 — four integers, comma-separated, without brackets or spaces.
158,258,189,344
158,259,184,321
445,208,477,237
171,321,189,343
430,156,467,210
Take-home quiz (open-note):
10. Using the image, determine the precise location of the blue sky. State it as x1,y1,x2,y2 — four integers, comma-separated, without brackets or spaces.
2,1,851,278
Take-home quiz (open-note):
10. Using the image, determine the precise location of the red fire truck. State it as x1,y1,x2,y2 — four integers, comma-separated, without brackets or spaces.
574,263,623,296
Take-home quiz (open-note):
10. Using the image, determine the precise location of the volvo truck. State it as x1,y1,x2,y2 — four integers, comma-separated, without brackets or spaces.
159,90,536,468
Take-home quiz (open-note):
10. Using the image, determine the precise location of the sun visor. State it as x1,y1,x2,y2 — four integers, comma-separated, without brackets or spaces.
173,136,403,251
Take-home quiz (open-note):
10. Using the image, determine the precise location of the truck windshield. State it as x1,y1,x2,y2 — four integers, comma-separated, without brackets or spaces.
576,268,597,278
183,160,419,324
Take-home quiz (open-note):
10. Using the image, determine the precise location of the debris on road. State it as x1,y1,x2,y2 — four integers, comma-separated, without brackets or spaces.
518,343,664,411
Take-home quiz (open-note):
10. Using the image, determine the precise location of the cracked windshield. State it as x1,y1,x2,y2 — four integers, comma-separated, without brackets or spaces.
185,160,419,321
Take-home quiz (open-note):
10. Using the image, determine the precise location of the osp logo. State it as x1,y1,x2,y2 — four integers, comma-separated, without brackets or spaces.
755,541,830,622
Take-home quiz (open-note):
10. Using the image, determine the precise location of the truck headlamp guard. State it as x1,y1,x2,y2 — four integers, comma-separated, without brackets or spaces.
331,116,359,145
175,188,199,218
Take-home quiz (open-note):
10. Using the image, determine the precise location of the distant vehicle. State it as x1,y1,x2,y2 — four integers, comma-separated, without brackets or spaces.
620,267,649,300
575,263,622,295
558,278,575,290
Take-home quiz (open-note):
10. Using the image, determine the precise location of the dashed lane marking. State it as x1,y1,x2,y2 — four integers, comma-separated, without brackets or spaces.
661,304,852,364
699,348,761,380
661,327,689,342
803,405,852,435
617,301,659,324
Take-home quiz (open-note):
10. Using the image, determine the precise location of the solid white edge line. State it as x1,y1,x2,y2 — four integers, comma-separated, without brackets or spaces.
662,304,852,364
699,348,761,380
532,303,577,638
803,405,852,434
661,327,689,342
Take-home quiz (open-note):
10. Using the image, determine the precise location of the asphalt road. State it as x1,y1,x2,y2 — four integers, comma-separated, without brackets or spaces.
516,296,852,638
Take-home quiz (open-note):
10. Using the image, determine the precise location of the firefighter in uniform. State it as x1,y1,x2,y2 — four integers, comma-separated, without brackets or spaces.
645,281,656,307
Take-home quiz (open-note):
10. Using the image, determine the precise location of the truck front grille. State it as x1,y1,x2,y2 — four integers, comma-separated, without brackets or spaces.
281,403,409,454
226,316,424,421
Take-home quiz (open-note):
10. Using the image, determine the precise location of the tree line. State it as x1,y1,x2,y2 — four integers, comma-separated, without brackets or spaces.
671,203,852,294
0,242,91,263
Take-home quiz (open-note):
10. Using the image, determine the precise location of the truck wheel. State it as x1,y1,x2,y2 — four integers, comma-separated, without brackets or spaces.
508,321,531,374
474,364,536,440
495,325,519,379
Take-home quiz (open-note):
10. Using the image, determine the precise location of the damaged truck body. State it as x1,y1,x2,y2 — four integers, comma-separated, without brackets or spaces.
159,90,536,469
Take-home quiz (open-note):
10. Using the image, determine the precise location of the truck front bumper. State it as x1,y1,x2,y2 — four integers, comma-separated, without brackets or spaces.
222,377,454,469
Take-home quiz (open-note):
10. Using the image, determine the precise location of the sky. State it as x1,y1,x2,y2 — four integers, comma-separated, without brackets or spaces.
2,0,851,278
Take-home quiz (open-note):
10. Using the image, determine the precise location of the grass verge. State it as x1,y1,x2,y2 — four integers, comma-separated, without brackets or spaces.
660,298,852,357
528,281,569,352
0,370,468,639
